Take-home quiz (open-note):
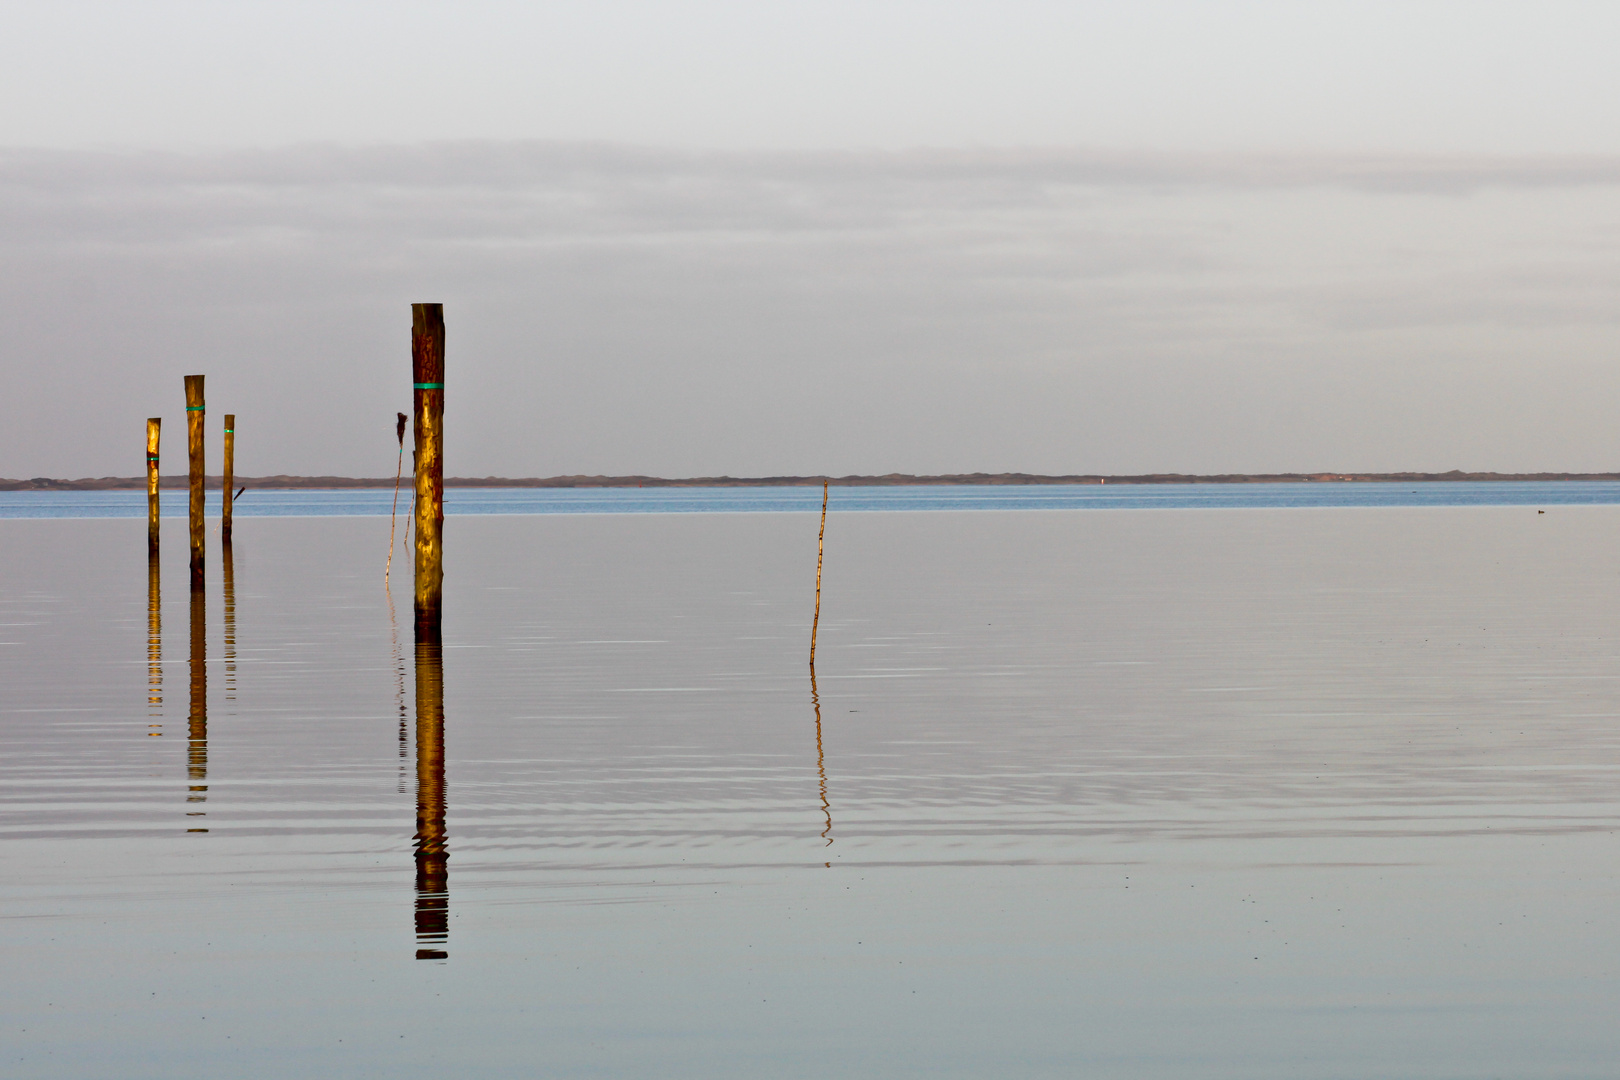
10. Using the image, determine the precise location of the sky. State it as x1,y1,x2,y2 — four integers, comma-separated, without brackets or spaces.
4,1,1620,478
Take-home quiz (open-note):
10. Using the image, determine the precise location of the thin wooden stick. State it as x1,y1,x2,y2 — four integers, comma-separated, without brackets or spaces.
810,480,828,667
386,412,407,585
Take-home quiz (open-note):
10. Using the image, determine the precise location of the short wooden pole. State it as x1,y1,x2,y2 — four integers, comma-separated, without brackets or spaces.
222,414,235,543
411,304,445,637
184,375,205,582
146,418,161,554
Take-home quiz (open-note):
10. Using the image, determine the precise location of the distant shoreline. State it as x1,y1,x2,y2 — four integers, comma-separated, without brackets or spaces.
6,470,1620,492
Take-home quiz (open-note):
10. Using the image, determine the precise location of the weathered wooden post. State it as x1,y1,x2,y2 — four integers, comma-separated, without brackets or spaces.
222,414,235,544
411,304,445,637
184,376,205,582
146,418,161,554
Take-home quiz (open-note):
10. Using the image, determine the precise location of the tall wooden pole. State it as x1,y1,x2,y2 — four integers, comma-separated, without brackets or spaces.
222,414,235,544
146,418,161,555
184,375,205,583
411,304,445,637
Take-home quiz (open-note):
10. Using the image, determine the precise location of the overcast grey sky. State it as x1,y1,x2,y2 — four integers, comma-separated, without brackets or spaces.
4,2,1620,477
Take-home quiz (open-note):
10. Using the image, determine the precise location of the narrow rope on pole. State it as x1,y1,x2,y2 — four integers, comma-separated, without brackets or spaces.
386,412,407,585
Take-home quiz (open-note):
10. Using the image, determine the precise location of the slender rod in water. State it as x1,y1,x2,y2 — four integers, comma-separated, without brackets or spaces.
810,480,828,667
385,412,407,585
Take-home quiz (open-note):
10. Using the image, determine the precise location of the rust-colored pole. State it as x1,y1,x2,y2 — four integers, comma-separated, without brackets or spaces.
222,414,235,544
411,304,445,637
184,375,205,582
146,418,161,554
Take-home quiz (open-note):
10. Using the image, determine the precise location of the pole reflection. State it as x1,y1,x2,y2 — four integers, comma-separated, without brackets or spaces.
147,551,162,735
222,540,236,704
413,619,449,959
187,571,207,831
810,664,833,864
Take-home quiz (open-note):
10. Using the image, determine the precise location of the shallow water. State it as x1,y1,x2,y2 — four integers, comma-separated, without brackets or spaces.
5,507,1620,1078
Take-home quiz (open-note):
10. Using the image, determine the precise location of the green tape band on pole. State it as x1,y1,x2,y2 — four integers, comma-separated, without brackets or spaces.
413,382,443,390
186,405,205,411
224,429,233,434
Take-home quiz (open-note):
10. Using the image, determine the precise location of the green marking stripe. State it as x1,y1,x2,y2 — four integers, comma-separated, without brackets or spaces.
414,382,443,390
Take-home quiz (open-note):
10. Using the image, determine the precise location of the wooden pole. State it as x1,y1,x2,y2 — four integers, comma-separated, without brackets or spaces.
146,418,161,554
810,480,828,667
184,375,205,582
222,414,235,544
411,304,445,637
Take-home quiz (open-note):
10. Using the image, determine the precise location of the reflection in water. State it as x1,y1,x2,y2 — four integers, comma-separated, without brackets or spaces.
222,542,236,704
810,665,833,862
186,574,207,831
147,551,162,734
389,590,409,794
413,622,449,959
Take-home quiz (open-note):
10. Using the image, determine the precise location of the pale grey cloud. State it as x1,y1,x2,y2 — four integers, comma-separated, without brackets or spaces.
4,143,1620,479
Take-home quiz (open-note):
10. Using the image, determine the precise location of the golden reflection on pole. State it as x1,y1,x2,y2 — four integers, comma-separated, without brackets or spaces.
221,414,235,544
810,665,833,864
186,571,208,830
147,549,162,735
411,304,444,636
222,538,236,704
146,418,161,555
413,621,449,959
184,375,205,585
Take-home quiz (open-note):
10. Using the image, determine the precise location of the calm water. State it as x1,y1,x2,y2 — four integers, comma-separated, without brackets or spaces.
6,479,1620,518
5,506,1620,1077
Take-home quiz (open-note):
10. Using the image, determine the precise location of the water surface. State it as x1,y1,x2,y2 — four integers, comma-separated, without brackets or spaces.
4,506,1620,1077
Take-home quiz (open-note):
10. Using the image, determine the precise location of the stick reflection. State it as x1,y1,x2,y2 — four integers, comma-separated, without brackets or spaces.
147,551,162,734
811,665,833,863
389,591,409,794
187,571,207,831
413,621,449,959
